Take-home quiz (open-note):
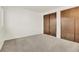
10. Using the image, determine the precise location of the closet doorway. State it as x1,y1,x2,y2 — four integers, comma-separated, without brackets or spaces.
44,13,56,36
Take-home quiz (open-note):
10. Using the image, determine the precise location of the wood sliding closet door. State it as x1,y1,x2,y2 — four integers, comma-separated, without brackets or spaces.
44,15,50,34
61,7,79,42
44,13,56,36
61,10,75,41
50,13,56,36
71,7,79,42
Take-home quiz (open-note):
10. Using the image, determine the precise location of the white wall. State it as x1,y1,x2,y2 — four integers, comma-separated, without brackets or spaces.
4,7,43,40
0,7,6,49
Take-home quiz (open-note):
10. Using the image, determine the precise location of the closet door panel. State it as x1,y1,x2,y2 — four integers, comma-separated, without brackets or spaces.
61,17,74,41
75,17,79,42
44,15,50,34
61,10,74,41
70,7,79,42
50,13,56,36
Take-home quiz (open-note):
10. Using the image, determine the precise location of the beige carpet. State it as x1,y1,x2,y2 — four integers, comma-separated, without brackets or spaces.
0,34,79,52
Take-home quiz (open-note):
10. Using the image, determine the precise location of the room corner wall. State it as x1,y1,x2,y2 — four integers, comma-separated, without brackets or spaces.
4,7,43,40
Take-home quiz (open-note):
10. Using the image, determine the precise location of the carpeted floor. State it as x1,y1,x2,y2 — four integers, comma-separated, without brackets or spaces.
0,34,79,52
